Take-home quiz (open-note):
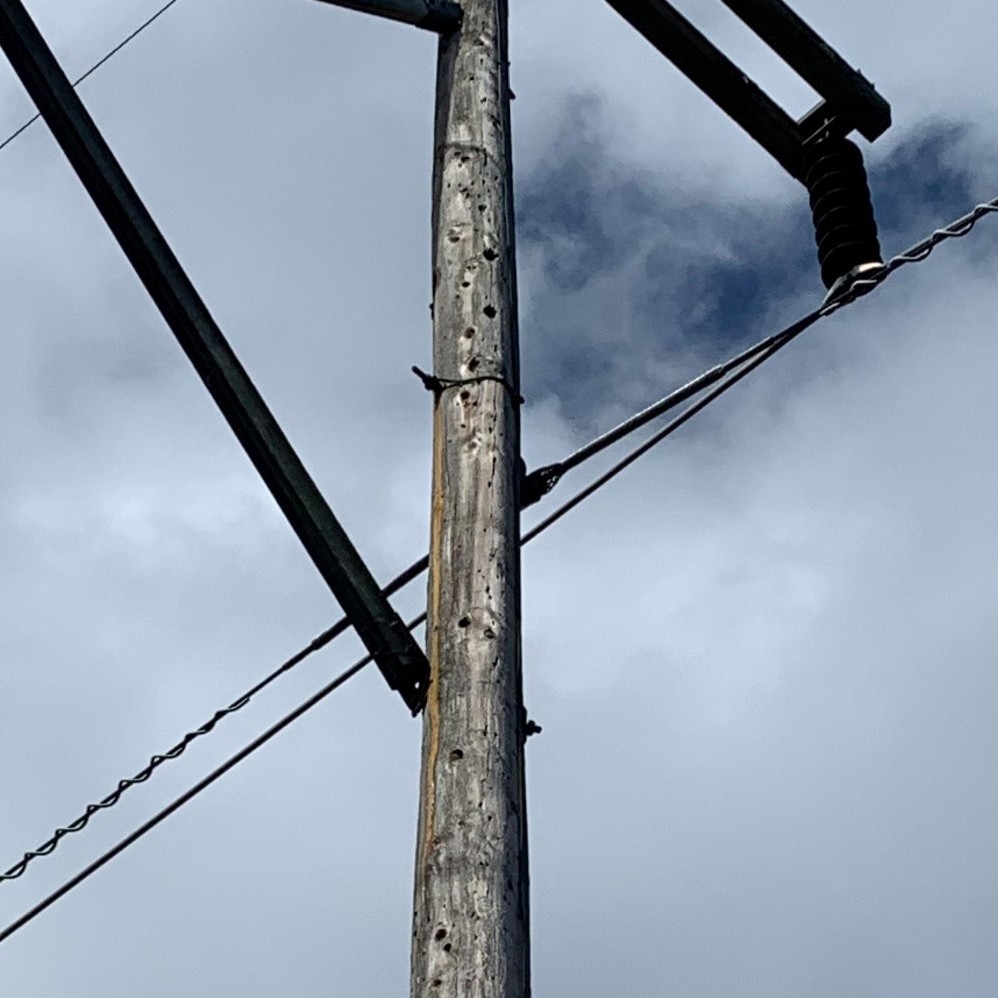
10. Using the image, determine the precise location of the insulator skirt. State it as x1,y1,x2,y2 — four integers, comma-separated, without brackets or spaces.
803,137,882,289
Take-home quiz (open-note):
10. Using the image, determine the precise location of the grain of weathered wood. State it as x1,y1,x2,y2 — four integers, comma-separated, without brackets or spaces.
410,1,529,995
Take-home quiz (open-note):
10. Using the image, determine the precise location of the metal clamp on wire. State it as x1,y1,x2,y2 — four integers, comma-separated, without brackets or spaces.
803,133,883,294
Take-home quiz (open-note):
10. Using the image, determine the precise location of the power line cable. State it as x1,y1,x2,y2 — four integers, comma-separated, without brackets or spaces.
0,553,428,884
827,196,998,305
4,337,799,884
2,193,995,934
0,0,182,155
522,326,809,540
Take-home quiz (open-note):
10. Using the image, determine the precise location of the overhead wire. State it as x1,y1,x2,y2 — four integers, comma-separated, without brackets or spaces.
0,628,408,946
522,326,810,540
2,193,996,944
3,314,818,888
0,0,182,155
831,196,998,301
0,344,777,943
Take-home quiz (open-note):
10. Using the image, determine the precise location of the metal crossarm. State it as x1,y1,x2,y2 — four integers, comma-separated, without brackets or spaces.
604,0,806,180
0,0,430,713
719,0,890,142
603,0,891,182
311,0,461,32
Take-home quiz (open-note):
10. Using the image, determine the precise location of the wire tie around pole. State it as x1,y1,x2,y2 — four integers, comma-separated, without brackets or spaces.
411,365,525,405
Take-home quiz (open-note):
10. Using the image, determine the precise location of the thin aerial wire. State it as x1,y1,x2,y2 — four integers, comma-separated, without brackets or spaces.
0,630,401,947
2,193,995,937
824,196,998,307
4,192,996,885
0,553,427,884
0,0,182,155
560,333,782,470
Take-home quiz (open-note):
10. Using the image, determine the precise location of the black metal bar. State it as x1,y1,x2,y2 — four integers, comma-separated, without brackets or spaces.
0,0,429,713
603,0,806,181
719,0,890,142
312,0,461,32
795,98,843,145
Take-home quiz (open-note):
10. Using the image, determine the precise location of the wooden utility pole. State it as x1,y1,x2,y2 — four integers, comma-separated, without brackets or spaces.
410,1,529,996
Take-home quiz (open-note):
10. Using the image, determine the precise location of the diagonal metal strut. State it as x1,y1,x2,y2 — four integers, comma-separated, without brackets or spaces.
0,0,429,713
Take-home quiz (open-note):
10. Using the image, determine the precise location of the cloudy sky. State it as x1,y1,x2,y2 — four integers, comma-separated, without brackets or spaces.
1,0,997,994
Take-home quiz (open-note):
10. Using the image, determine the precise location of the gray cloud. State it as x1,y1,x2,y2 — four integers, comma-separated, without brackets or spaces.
1,1,997,996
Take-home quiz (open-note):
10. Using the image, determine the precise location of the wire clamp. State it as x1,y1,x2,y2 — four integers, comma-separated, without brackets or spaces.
521,706,542,743
821,261,885,308
411,365,524,405
519,463,563,509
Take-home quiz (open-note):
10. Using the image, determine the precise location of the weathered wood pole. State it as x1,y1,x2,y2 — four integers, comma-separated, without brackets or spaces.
410,0,529,995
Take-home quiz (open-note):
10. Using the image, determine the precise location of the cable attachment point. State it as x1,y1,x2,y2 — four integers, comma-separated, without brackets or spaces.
411,365,524,405
803,135,882,289
821,260,885,308
519,463,564,509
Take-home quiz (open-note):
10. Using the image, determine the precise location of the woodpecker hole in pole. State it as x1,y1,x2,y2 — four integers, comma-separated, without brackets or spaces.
803,135,882,290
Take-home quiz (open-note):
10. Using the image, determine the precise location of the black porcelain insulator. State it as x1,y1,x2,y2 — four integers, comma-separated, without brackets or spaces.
803,137,882,289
